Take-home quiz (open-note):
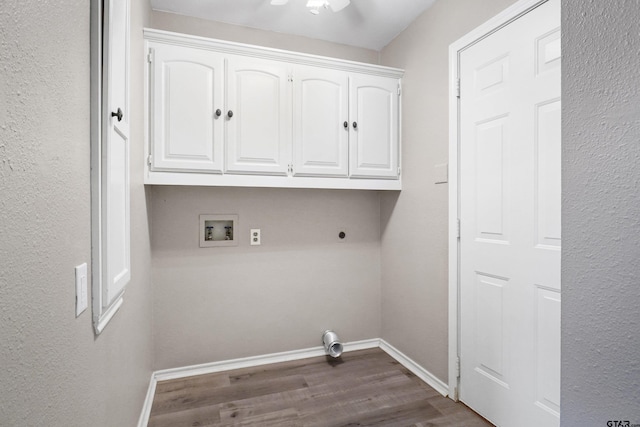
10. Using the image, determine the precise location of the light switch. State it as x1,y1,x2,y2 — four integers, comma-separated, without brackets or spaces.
435,163,448,184
75,263,88,317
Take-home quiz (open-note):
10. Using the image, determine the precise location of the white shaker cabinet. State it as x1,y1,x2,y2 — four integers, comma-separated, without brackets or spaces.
144,29,404,190
349,74,399,179
149,43,224,172
225,56,291,176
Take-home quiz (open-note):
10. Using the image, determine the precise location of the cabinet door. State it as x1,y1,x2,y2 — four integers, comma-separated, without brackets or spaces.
92,0,130,334
349,74,399,179
292,66,349,177
150,43,224,172
226,57,291,175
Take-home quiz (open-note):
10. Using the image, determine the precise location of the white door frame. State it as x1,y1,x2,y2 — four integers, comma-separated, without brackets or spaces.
447,0,549,400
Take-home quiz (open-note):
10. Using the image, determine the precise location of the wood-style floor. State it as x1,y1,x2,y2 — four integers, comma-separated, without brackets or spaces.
148,348,492,427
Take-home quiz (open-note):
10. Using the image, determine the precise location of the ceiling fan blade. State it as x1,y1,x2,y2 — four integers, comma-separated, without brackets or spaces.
328,0,350,12
270,0,289,5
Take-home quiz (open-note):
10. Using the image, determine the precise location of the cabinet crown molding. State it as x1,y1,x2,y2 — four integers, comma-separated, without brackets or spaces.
143,28,404,79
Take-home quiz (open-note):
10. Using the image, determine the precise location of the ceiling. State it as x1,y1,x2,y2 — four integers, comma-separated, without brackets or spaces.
149,0,437,51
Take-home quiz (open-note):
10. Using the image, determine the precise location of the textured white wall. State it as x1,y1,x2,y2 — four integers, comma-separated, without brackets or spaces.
562,0,640,423
0,1,153,425
378,0,517,382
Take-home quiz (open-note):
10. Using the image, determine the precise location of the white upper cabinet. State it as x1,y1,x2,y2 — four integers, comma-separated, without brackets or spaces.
349,74,399,179
150,44,224,172
225,56,291,176
292,65,349,177
144,29,404,190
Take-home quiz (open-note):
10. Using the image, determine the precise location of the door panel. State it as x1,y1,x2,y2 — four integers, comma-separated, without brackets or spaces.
226,57,291,175
475,273,509,386
103,0,130,306
475,116,508,241
458,1,561,426
293,66,348,177
534,286,561,415
475,54,509,95
536,29,561,75
151,44,224,172
105,125,129,301
535,99,561,248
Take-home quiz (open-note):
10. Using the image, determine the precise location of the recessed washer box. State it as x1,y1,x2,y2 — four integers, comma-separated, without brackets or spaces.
199,214,238,248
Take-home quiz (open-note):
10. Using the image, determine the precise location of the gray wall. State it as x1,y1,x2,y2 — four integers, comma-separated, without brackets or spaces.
151,10,379,64
0,1,153,426
378,0,517,382
148,14,383,370
562,0,640,424
151,187,381,369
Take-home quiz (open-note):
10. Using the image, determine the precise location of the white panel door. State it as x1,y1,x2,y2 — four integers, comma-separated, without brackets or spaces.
349,74,399,179
151,44,224,172
458,1,561,426
292,65,348,177
102,0,130,305
225,57,291,175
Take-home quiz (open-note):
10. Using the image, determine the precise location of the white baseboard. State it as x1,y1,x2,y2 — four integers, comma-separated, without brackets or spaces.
153,338,380,382
378,339,449,397
137,372,156,427
137,338,448,427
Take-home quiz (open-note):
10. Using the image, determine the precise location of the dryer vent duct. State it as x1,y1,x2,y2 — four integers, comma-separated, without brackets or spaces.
322,330,343,358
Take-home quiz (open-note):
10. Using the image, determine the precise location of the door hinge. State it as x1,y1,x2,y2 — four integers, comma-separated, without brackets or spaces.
147,155,152,166
457,218,461,239
397,84,402,96
456,356,461,378
147,49,154,64
456,78,461,98
397,167,401,177
288,74,293,83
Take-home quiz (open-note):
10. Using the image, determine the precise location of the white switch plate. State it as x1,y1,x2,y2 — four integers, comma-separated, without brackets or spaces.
75,263,88,317
250,229,261,246
435,163,448,184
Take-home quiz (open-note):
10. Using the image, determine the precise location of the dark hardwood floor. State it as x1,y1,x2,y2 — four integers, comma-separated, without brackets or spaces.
148,348,492,427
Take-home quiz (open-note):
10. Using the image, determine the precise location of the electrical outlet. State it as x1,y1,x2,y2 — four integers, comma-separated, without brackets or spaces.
250,229,261,246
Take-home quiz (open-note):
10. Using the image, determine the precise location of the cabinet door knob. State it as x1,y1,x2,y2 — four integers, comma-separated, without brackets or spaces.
352,121,358,129
215,109,222,117
227,110,234,118
343,121,348,129
111,107,123,122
